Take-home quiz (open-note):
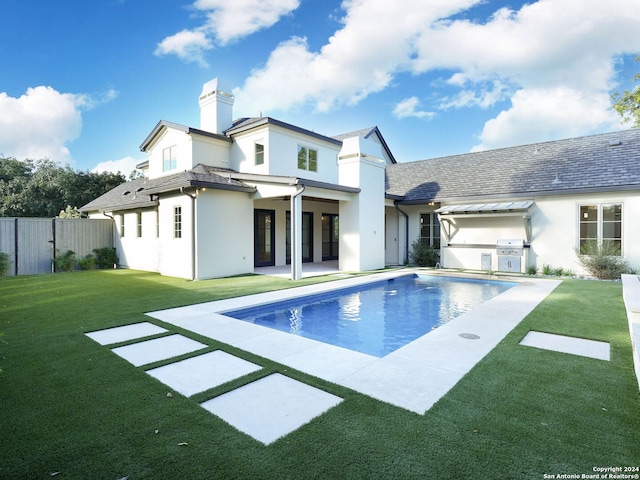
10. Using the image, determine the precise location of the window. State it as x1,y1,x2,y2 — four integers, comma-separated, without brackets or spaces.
420,213,441,248
255,143,264,165
163,145,177,172
579,203,622,254
120,214,125,238
297,145,317,172
136,212,142,238
174,206,182,239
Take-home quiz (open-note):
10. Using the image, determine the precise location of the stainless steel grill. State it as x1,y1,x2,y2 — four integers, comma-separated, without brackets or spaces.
496,239,524,272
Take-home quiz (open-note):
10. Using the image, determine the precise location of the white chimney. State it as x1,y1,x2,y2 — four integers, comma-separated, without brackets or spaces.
199,78,234,134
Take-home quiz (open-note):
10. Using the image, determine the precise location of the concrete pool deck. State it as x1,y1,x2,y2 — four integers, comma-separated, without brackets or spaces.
146,270,562,414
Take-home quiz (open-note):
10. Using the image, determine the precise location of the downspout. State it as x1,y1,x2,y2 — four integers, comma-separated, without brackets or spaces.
394,202,409,265
291,184,306,280
180,187,197,281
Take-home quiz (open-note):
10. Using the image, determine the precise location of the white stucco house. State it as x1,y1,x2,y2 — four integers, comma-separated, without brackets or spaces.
82,78,640,279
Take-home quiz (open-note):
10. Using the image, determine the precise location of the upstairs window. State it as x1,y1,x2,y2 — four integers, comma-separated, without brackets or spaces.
255,143,264,165
163,145,177,172
120,214,125,238
579,203,622,254
297,145,317,172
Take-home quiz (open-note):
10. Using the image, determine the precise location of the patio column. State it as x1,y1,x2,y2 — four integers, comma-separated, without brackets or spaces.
290,185,305,280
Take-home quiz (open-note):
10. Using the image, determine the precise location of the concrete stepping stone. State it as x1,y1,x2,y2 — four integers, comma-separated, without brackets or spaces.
86,322,168,345
111,334,207,366
520,331,610,361
200,373,343,445
146,351,262,397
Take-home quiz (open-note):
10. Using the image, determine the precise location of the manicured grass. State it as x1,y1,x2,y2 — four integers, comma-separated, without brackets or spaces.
1,271,638,479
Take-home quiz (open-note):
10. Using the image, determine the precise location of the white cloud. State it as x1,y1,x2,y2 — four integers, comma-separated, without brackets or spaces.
232,0,640,148
154,29,213,67
0,86,118,164
91,156,144,176
194,0,300,45
155,0,299,64
393,97,435,120
472,87,625,151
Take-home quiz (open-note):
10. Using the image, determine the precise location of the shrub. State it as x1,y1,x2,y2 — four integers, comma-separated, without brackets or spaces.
53,250,76,272
409,239,440,267
78,254,96,270
553,267,565,277
526,264,538,275
93,247,118,269
542,264,553,276
0,252,9,277
576,241,629,280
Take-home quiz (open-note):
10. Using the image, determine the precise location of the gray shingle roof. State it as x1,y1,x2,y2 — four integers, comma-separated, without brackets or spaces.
80,165,255,213
385,129,640,203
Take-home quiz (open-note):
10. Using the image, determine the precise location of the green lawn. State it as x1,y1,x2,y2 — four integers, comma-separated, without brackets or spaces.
1,270,638,479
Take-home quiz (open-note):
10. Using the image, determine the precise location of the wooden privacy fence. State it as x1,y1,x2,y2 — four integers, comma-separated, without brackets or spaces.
0,218,114,276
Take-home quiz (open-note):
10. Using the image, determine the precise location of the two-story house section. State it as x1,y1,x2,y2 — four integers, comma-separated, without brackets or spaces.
82,78,397,280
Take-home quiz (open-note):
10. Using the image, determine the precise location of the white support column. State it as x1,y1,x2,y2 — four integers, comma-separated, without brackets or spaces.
290,186,304,280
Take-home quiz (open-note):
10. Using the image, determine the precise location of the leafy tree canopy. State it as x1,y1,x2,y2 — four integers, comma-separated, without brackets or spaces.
0,157,126,218
612,55,640,128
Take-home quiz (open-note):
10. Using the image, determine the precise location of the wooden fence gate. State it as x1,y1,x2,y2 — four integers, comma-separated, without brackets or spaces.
0,218,114,276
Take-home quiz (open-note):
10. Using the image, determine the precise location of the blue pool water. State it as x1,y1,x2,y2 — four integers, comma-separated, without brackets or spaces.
226,274,517,357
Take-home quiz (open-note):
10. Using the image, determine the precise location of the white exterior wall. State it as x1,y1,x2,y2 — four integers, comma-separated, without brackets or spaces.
232,125,341,183
407,190,640,274
531,191,640,274
191,136,232,169
146,129,192,178
338,144,386,272
196,189,254,279
157,193,193,279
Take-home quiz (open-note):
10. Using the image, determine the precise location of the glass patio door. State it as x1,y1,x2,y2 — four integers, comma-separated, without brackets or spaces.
254,209,275,267
286,211,313,264
322,213,339,260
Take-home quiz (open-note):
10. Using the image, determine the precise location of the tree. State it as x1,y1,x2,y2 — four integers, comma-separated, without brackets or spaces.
0,157,126,217
612,55,640,127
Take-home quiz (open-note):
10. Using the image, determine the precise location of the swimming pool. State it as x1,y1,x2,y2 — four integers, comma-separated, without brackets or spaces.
226,274,516,357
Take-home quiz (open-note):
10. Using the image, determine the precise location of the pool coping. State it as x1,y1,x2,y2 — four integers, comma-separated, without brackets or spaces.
147,269,561,414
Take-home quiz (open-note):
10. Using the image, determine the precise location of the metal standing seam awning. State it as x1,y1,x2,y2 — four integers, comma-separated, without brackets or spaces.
435,200,534,242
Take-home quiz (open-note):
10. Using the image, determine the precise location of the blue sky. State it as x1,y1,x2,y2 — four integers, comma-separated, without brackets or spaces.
1,0,639,175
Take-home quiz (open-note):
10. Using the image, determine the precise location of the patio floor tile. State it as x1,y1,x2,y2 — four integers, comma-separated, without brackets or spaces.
146,351,262,397
86,322,168,345
200,373,343,445
519,331,610,361
111,334,207,366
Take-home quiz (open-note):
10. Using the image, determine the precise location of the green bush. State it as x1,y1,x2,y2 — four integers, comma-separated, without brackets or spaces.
526,264,538,275
93,247,118,269
541,264,553,275
53,250,76,272
0,252,9,277
78,254,96,270
409,239,440,267
576,241,629,280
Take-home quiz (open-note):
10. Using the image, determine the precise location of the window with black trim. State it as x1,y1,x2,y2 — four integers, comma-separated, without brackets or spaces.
579,203,622,254
174,206,182,239
136,212,142,238
420,213,440,248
